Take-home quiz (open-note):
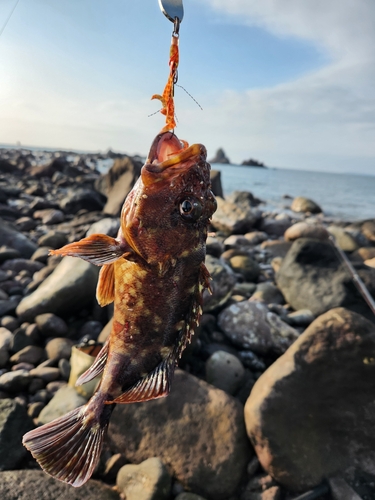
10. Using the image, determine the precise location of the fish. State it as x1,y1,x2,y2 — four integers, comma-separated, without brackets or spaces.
22,130,217,487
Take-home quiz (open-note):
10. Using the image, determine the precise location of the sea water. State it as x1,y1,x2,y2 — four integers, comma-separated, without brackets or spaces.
212,164,375,222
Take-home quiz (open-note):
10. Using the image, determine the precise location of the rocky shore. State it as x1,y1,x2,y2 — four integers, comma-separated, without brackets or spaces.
0,146,375,500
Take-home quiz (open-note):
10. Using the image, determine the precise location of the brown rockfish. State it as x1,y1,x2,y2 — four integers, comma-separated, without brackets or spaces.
22,131,217,487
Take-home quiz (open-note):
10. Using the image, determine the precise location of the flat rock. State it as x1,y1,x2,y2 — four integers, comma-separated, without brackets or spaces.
244,308,375,491
16,257,99,322
108,369,251,500
218,301,299,355
275,238,375,321
0,470,120,500
0,399,34,470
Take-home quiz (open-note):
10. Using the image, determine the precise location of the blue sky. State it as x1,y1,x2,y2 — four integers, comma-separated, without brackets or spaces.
0,0,374,174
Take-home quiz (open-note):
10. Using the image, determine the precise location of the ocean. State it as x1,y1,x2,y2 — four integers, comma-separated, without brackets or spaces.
211,163,375,222
1,143,373,222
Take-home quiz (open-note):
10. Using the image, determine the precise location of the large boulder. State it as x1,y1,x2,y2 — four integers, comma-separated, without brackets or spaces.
16,257,99,322
108,369,251,500
0,470,120,500
0,399,33,470
276,238,375,321
245,308,375,491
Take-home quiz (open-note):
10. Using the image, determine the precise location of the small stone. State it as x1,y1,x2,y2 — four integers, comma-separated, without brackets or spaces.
206,235,224,257
206,351,245,395
175,494,208,500
224,235,252,249
238,351,266,372
79,320,103,342
244,231,269,245
58,358,71,380
0,369,31,392
328,225,359,252
37,231,68,249
116,457,172,500
1,258,44,275
29,389,50,404
27,401,45,418
15,216,36,231
28,378,45,395
103,453,128,482
286,309,315,327
35,313,68,338
37,385,87,425
29,366,60,383
365,257,375,268
10,346,45,365
250,283,284,305
30,247,51,264
228,254,261,282
0,316,19,332
46,380,67,395
0,327,12,350
45,337,74,360
291,196,322,214
284,222,329,241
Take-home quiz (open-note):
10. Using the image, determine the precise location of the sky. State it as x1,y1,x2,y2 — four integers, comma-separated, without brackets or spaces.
0,0,374,175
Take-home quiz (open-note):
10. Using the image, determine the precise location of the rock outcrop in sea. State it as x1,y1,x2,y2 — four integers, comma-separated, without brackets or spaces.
0,145,374,499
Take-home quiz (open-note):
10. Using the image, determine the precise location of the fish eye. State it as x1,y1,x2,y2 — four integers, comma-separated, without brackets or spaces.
179,197,202,222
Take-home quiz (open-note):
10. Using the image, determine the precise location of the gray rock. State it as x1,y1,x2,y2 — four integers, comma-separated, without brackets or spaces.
245,308,375,491
1,258,44,275
101,159,141,216
227,253,260,282
206,350,245,395
117,457,172,500
16,257,99,322
108,369,251,500
0,316,19,331
0,470,120,499
30,247,50,263
0,399,34,470
203,255,236,312
218,301,299,355
34,208,65,225
37,231,68,249
259,217,292,237
29,366,60,383
0,369,31,392
211,196,260,236
37,385,87,425
0,327,12,350
205,235,224,258
250,283,285,305
284,222,329,241
286,309,315,327
328,225,359,252
60,188,105,214
45,337,74,360
276,238,375,321
0,297,22,317
291,196,322,214
86,217,120,237
0,220,37,258
35,313,68,338
244,231,269,245
9,346,45,365
175,494,208,500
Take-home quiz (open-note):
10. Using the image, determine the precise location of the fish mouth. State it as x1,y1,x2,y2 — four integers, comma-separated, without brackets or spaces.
142,132,206,185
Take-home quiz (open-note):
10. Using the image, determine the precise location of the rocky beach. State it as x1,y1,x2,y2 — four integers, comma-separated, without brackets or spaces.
0,146,375,500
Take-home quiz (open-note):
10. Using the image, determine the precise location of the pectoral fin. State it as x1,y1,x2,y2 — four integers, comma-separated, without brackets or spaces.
96,263,115,306
111,358,173,403
50,234,127,266
75,339,109,386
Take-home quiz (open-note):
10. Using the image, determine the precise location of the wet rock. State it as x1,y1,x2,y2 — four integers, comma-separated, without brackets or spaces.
218,301,299,355
37,385,87,425
0,220,37,258
0,470,120,500
45,337,74,360
284,222,329,241
116,457,172,500
245,308,375,491
206,351,245,395
16,257,99,322
291,196,322,214
35,313,68,338
275,238,375,321
109,369,251,500
203,255,237,312
0,399,34,470
328,225,359,252
211,197,259,236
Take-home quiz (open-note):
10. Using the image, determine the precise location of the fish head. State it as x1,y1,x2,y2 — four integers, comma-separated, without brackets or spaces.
120,132,217,266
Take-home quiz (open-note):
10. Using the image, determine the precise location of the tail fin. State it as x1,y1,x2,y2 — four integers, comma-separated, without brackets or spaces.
22,402,114,487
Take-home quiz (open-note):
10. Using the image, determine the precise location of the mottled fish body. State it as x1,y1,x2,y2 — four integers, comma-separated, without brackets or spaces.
23,131,217,486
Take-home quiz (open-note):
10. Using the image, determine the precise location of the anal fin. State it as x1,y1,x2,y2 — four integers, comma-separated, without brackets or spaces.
50,234,127,266
76,339,109,386
111,358,173,404
96,263,115,306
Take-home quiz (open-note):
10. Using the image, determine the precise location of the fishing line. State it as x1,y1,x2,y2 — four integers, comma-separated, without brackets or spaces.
0,0,20,39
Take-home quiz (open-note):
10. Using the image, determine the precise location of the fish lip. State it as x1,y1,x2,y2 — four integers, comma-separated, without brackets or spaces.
145,132,206,173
